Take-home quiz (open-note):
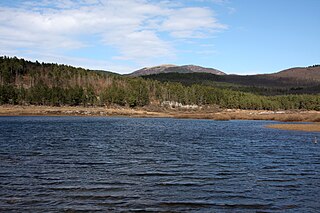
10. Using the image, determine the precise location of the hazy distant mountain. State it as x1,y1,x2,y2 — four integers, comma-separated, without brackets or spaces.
129,64,226,76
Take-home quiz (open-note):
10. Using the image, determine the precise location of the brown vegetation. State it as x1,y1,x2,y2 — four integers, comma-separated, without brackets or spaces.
271,66,320,81
1,105,320,124
2,105,320,132
213,114,231,121
267,123,320,132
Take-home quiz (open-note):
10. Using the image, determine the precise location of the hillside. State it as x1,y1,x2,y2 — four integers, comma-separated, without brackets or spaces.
129,64,225,76
142,66,320,95
1,56,320,111
269,65,320,81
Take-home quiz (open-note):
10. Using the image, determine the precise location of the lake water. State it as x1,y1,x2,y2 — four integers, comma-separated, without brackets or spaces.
0,116,319,212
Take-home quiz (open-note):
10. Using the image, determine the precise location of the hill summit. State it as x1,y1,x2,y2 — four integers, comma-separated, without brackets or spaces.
129,64,226,77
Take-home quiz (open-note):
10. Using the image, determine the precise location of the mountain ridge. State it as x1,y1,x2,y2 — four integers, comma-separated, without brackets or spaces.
129,64,226,76
129,64,320,81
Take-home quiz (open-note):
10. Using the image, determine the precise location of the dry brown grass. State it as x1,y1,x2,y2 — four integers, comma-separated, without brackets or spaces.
0,105,320,125
267,123,320,132
213,114,231,121
275,114,320,122
0,105,167,118
276,114,305,122
310,116,320,122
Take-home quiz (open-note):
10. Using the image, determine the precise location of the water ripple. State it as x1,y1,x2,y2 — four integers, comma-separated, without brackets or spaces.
0,117,319,212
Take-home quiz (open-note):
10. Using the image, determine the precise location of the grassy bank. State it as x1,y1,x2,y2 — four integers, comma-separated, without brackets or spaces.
267,123,320,132
0,105,166,118
1,105,320,123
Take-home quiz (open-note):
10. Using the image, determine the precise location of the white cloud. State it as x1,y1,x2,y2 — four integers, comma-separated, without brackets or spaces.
107,30,174,62
0,0,226,73
162,7,227,38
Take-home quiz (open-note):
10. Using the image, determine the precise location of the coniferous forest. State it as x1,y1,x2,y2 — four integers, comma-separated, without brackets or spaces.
1,56,320,110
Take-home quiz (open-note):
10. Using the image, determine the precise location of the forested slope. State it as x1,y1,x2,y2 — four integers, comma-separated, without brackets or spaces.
143,72,320,95
1,56,320,110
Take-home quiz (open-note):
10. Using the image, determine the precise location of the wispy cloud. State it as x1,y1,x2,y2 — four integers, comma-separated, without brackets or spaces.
0,0,226,73
194,0,230,4
162,7,226,38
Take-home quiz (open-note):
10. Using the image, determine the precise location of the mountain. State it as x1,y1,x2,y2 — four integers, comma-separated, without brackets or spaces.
129,64,226,76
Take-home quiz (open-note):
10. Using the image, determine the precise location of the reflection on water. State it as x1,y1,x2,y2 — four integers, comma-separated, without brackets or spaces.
0,116,319,212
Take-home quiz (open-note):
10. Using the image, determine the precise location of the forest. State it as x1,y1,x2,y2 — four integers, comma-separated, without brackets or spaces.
1,56,320,111
143,72,320,95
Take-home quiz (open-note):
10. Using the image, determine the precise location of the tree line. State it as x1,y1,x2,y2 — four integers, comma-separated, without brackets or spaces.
1,56,320,111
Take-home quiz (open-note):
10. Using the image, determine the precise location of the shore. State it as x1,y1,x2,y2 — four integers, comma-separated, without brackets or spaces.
1,105,320,132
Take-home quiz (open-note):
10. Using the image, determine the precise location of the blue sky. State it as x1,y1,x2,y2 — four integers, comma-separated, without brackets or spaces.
0,0,319,74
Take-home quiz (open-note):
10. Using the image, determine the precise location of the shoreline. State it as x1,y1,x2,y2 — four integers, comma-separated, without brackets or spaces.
1,105,320,132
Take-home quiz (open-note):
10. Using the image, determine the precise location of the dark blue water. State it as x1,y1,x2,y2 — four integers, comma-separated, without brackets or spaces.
0,116,319,212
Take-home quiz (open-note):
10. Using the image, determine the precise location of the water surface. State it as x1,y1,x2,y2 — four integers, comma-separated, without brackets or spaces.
0,117,319,212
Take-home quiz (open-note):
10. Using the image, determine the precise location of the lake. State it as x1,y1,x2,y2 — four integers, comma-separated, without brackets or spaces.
0,116,319,212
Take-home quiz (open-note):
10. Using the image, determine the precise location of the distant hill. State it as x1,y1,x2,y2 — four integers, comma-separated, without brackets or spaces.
129,64,226,77
269,66,320,81
131,64,320,89
142,66,320,95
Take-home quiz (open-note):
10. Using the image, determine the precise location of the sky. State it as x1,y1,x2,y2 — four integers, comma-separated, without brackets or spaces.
0,0,319,74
